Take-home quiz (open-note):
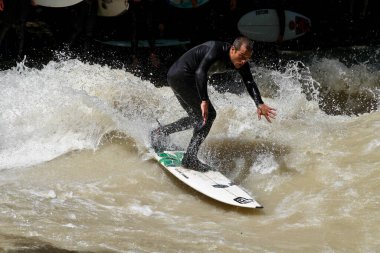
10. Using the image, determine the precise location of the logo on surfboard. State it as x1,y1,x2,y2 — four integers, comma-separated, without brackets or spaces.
212,184,229,188
234,197,254,204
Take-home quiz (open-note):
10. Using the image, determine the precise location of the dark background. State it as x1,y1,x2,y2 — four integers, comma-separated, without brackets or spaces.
0,0,379,86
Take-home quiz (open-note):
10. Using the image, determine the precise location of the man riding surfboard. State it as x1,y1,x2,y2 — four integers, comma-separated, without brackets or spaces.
151,36,276,171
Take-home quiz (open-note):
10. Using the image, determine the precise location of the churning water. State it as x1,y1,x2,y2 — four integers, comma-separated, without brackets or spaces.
0,46,379,252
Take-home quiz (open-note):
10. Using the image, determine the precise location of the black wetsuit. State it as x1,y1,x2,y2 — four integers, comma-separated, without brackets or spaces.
160,41,264,158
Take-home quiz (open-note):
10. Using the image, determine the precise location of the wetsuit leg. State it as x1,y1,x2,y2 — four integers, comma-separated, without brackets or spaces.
186,103,216,158
159,84,200,135
160,75,217,157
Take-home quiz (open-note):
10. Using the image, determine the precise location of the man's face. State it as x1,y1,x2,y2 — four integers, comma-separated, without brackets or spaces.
230,44,252,69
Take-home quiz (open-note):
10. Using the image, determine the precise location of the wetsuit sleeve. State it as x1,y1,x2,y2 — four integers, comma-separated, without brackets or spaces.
238,63,264,107
194,46,219,101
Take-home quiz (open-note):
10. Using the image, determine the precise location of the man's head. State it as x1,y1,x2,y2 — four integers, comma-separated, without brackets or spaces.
229,36,253,69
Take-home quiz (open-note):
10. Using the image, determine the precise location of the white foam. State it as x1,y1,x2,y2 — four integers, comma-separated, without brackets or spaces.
0,59,159,169
129,204,154,217
365,139,380,153
0,56,378,173
250,154,279,175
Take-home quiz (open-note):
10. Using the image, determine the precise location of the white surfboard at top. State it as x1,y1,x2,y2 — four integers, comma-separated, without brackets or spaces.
34,0,83,7
153,151,262,209
98,0,129,17
238,9,311,42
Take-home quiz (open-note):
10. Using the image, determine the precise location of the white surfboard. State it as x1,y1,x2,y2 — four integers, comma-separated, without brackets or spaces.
98,0,129,17
168,0,209,9
95,39,191,48
34,0,83,7
153,151,262,209
238,9,311,42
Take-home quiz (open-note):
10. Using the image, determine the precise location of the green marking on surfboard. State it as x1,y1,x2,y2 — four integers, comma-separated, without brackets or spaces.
158,152,184,167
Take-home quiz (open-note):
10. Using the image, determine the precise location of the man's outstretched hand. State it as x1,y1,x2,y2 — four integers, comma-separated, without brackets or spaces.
257,104,277,123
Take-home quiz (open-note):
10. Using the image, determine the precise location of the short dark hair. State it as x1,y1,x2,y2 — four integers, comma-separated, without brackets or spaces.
232,36,254,51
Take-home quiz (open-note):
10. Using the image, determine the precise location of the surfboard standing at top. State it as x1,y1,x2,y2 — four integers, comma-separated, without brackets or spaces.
153,151,263,209
34,0,83,7
97,0,129,17
238,9,311,42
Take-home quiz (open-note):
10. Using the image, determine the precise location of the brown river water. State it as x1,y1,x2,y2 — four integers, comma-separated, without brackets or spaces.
0,49,379,252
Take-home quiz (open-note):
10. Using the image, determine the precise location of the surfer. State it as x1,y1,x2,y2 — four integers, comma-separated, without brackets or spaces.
151,36,276,171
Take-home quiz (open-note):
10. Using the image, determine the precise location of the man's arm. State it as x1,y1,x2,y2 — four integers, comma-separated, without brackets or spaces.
194,44,219,101
238,64,277,122
194,43,220,124
245,80,264,107
238,63,264,106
